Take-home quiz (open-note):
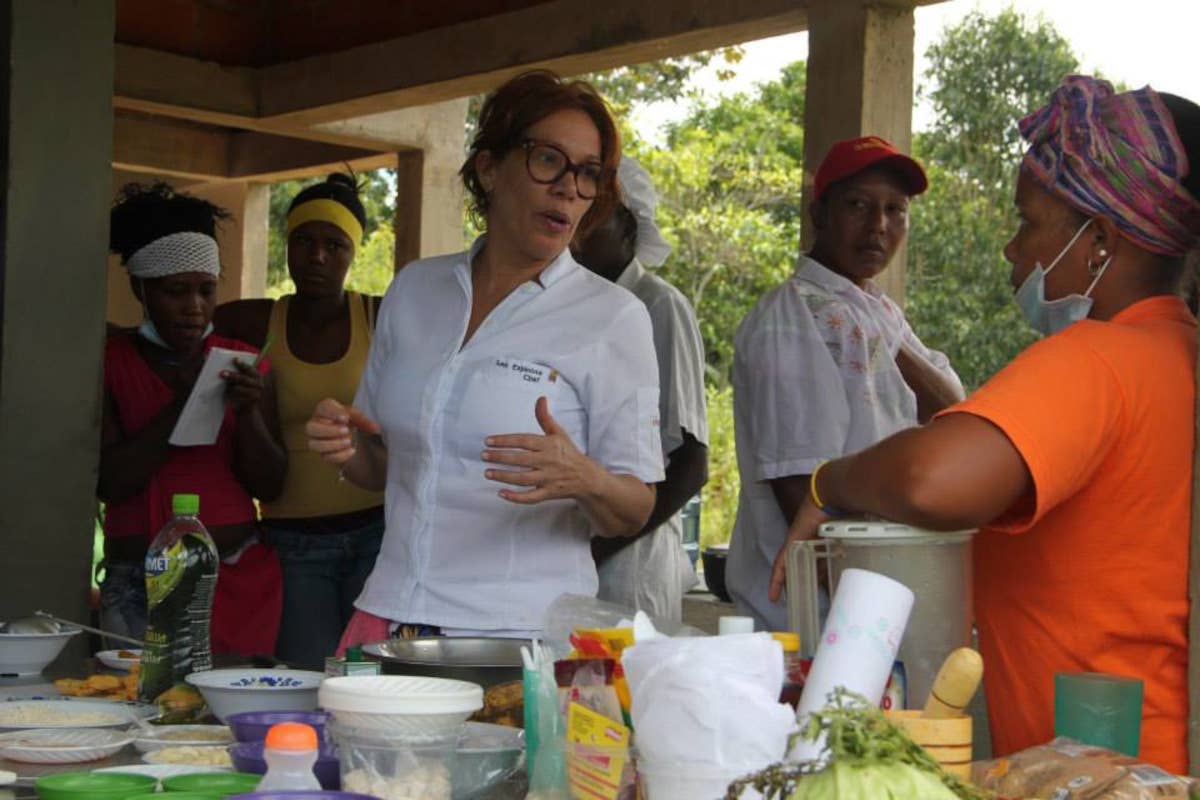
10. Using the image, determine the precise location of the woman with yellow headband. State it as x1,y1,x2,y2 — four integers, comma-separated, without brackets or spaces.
214,173,384,669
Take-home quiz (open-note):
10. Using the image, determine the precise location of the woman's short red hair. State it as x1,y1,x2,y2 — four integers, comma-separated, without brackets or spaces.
460,70,621,241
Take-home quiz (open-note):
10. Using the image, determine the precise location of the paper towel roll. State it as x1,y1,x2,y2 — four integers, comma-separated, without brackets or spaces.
790,568,914,761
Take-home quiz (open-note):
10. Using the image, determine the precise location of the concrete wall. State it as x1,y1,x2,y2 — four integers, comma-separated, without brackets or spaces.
0,1,115,640
317,98,471,260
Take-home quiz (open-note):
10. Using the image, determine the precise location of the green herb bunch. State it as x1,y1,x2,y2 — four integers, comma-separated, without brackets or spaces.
723,688,993,800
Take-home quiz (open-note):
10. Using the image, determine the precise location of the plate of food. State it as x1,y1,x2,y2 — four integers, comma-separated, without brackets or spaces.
0,699,155,730
143,744,233,769
0,727,133,763
54,670,139,702
96,649,141,671
133,724,233,753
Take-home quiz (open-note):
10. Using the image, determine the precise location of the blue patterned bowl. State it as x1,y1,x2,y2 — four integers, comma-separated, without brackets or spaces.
185,669,324,723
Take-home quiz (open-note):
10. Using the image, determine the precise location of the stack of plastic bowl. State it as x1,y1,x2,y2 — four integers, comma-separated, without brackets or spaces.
34,771,156,799
160,771,265,796
225,711,340,789
318,676,484,800
227,710,331,744
318,676,483,736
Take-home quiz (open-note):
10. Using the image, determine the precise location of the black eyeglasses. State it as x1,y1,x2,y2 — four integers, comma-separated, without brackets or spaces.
521,140,604,199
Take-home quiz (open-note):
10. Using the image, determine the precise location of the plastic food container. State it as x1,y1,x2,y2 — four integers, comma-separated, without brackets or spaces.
229,741,341,790
34,770,157,800
227,710,331,743
329,722,458,800
318,675,482,736
162,771,264,795
128,794,223,800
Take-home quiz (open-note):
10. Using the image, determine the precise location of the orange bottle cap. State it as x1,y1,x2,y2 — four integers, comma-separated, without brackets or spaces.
264,722,318,750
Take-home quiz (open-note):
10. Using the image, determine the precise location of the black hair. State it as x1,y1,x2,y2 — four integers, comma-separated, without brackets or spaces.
1161,93,1200,202
109,182,230,264
287,172,367,231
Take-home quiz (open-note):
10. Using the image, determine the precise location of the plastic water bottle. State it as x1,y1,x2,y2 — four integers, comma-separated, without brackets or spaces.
138,493,218,712
258,722,321,790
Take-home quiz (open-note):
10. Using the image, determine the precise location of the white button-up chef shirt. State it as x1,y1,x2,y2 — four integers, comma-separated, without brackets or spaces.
596,258,708,622
353,241,665,634
727,255,962,631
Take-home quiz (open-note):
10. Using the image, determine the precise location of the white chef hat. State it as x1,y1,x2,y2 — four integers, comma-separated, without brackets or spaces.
617,156,672,267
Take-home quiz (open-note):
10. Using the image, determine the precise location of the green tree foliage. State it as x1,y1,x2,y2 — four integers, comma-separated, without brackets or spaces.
266,169,397,288
906,9,1080,389
639,61,807,388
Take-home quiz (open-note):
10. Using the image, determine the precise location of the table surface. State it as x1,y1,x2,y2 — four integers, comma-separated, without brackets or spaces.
0,667,530,799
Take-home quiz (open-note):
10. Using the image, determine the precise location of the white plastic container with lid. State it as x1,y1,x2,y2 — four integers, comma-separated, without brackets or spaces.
257,721,321,790
785,519,975,709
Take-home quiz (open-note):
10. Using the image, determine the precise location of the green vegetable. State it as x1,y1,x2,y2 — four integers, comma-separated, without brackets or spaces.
723,689,992,800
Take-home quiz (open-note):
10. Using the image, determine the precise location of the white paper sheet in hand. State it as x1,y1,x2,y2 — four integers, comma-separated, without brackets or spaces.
168,347,245,446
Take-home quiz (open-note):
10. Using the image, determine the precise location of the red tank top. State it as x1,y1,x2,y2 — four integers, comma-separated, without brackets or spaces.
102,332,282,657
103,333,265,539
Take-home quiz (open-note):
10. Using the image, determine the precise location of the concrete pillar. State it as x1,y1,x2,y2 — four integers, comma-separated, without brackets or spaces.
188,181,270,303
316,97,469,264
394,150,424,269
0,0,114,638
105,178,270,327
802,0,916,303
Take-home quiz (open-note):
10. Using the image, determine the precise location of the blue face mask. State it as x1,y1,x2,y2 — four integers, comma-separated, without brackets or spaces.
1013,218,1112,336
136,319,213,350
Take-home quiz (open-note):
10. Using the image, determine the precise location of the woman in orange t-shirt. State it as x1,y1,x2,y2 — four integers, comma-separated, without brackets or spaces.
768,76,1200,773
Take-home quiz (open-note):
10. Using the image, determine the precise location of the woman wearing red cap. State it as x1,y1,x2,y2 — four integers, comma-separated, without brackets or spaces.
726,135,963,632
770,78,1200,772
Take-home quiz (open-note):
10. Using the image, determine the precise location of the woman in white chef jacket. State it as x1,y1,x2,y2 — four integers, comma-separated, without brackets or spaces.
305,70,664,641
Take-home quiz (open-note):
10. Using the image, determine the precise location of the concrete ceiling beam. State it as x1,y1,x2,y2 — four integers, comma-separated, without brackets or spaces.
113,111,393,182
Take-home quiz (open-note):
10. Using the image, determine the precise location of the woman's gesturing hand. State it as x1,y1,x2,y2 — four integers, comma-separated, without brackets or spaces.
305,397,382,466
483,396,600,504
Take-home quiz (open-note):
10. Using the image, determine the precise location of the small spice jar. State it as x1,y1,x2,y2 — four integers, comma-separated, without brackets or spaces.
770,631,804,708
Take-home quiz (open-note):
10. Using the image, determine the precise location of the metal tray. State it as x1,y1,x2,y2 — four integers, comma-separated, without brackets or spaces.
362,638,525,688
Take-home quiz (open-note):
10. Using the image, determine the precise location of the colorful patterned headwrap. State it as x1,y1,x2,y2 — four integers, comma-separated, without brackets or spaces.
1020,75,1200,257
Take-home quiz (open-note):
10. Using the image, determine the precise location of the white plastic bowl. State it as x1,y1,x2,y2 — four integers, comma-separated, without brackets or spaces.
0,629,80,676
183,668,323,723
319,675,483,736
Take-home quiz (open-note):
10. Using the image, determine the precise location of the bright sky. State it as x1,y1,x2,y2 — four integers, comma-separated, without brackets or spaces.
631,0,1200,140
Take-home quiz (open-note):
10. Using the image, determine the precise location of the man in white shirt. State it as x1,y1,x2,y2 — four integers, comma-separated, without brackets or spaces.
727,136,964,631
574,157,709,623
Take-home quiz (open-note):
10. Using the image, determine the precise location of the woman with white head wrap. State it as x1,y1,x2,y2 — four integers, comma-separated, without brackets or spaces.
99,183,286,656
574,156,710,623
